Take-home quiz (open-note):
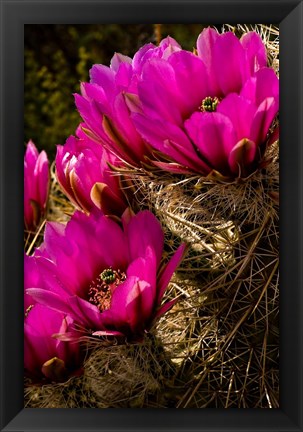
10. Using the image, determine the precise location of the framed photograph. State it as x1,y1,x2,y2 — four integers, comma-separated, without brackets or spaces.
1,0,302,431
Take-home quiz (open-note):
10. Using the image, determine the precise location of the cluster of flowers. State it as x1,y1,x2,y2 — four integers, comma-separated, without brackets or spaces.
24,27,279,383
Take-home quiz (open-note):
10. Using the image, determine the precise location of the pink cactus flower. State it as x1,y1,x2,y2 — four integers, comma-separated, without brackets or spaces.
74,37,180,165
24,304,83,382
24,140,49,230
26,209,186,341
131,29,279,178
56,125,127,216
24,254,83,382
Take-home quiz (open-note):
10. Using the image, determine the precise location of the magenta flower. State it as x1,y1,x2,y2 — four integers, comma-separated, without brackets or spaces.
56,125,127,216
25,254,83,382
74,37,180,166
196,28,267,97
25,304,83,382
24,140,49,230
132,29,279,177
26,209,186,341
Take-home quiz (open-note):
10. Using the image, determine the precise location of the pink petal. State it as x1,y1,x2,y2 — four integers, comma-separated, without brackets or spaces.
228,138,257,176
25,288,74,317
24,185,34,229
55,145,74,200
101,114,139,164
127,246,157,294
138,58,183,125
125,280,150,333
267,126,279,146
127,210,164,266
157,243,187,303
112,93,146,160
81,83,111,116
74,94,110,143
121,207,135,231
159,36,181,50
25,140,39,172
197,27,219,67
89,65,116,101
41,224,95,293
168,51,211,116
250,97,278,144
102,276,138,328
24,325,51,373
217,93,256,141
68,296,102,328
132,43,156,73
35,150,49,208
185,112,237,174
91,213,129,269
213,32,249,95
32,255,75,297
196,27,221,95
123,92,143,114
240,31,267,74
64,211,128,286
69,168,94,212
55,316,73,360
90,182,126,216
115,62,133,89
151,161,196,174
132,113,207,172
241,68,279,106
110,53,132,72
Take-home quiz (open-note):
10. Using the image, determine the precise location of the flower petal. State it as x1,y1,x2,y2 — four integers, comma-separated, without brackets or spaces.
196,27,221,95
217,93,256,141
90,182,126,216
132,113,207,172
67,296,102,328
35,150,49,208
138,58,183,125
101,276,138,330
157,243,187,303
89,64,116,102
125,280,151,333
185,112,237,174
110,53,132,71
151,161,196,174
26,288,74,317
127,247,157,290
250,97,278,144
241,68,279,106
127,210,164,266
213,32,249,94
228,138,257,176
168,50,211,116
240,31,267,74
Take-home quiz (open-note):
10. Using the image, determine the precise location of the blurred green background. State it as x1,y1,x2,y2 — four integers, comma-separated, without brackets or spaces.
24,24,212,159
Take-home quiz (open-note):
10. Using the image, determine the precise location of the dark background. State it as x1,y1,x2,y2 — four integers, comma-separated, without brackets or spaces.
24,24,213,158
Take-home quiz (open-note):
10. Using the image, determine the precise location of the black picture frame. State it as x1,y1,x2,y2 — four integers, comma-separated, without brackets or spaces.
0,0,302,431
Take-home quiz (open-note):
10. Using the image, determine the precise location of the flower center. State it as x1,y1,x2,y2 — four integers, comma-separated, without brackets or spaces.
100,268,117,284
199,96,219,112
88,268,126,312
